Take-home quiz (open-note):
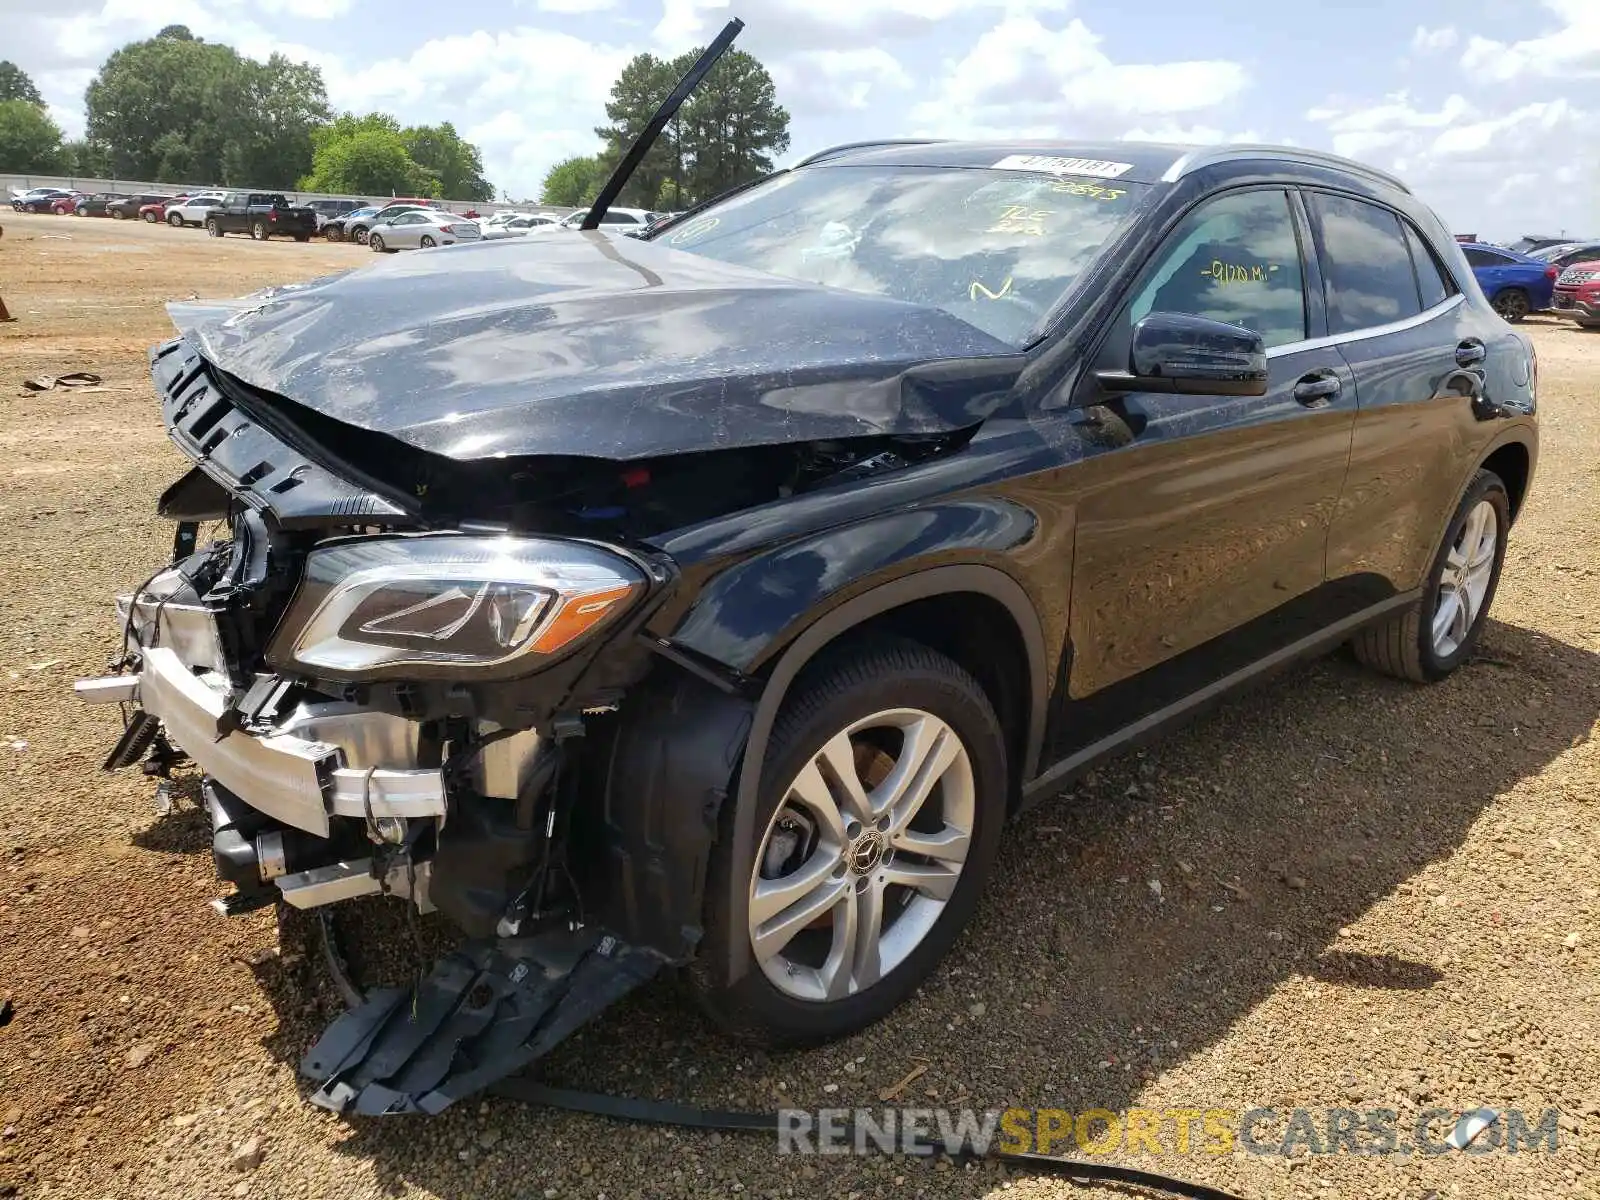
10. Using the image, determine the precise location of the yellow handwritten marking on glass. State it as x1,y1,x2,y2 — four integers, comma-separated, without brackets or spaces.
668,215,720,244
1201,260,1279,286
1050,180,1126,201
970,277,1014,301
987,205,1051,236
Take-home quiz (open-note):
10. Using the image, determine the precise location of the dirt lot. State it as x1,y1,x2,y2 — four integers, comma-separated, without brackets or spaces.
0,214,1596,1200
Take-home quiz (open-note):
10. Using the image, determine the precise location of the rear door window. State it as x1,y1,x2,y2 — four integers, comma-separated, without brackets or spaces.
1307,193,1422,334
1463,247,1509,268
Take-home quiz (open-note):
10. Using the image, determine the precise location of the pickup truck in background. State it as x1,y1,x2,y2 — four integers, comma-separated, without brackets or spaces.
203,192,317,241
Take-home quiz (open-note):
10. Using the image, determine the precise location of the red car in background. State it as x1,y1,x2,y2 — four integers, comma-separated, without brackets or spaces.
138,194,189,223
1553,260,1600,329
50,193,85,214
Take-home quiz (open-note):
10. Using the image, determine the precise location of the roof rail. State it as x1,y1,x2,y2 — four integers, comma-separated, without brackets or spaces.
792,139,951,169
1161,144,1412,194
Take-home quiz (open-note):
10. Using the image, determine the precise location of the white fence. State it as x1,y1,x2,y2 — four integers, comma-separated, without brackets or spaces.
3,173,578,220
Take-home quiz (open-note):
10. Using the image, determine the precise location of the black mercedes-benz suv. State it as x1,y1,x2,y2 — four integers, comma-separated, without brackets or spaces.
76,139,1537,1116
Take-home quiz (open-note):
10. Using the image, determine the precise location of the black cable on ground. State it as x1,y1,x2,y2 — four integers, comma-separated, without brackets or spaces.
316,917,1246,1200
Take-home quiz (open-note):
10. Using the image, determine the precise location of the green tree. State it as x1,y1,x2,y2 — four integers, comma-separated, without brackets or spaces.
592,48,788,209
0,62,44,107
676,49,789,204
403,122,493,201
593,53,682,209
84,29,329,187
298,126,434,197
0,99,65,172
540,154,605,206
60,139,112,177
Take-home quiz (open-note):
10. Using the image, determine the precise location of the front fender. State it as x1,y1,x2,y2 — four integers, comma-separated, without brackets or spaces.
663,499,1040,674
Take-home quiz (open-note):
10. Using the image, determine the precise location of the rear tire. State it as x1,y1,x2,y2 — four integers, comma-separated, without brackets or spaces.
1351,469,1510,683
251,220,269,241
368,233,385,253
419,234,436,248
205,219,222,237
167,212,184,227
142,210,157,223
688,638,1008,1048
1493,288,1531,322
111,209,126,220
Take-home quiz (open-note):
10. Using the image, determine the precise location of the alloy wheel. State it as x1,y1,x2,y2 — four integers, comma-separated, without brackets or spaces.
420,235,436,248
1432,499,1499,657
167,212,183,226
1494,290,1530,322
748,708,975,1002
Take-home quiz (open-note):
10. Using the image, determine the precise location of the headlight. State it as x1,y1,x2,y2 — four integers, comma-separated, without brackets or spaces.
272,536,647,679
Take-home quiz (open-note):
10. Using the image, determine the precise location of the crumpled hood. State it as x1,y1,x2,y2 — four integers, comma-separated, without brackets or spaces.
181,232,1022,462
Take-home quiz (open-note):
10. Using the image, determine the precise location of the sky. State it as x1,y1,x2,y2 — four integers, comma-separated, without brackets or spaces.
4,0,1596,239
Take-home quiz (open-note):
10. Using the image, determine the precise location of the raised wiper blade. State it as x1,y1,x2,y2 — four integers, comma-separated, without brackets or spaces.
582,18,745,231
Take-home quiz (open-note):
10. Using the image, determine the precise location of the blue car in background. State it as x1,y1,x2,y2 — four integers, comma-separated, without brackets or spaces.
1460,242,1557,322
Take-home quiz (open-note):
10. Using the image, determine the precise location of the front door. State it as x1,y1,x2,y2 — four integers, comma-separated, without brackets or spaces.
1060,187,1357,731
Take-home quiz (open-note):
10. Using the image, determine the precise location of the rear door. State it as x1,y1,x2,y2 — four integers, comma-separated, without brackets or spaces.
1063,186,1359,711
1308,191,1497,601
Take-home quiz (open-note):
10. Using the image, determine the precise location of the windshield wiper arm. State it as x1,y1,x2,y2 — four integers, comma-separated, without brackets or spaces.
582,18,745,232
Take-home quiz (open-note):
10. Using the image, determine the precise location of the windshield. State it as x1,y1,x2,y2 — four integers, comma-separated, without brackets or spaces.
655,164,1151,346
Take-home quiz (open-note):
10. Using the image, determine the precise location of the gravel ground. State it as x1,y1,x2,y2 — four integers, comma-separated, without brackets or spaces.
0,216,1596,1200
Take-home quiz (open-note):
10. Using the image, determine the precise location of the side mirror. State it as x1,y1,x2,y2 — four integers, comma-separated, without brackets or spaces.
1096,311,1268,397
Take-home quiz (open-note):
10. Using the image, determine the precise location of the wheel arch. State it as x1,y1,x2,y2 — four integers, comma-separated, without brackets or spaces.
1480,436,1533,522
712,565,1048,985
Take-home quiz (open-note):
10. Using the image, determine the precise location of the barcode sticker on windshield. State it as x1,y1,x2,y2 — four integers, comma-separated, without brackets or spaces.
990,155,1135,179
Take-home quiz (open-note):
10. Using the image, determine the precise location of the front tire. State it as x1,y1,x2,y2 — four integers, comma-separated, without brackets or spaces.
1493,288,1531,322
690,639,1007,1047
1352,469,1510,682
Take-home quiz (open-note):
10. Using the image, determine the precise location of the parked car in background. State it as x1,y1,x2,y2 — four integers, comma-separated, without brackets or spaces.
164,193,227,226
75,193,131,218
49,192,87,214
1526,240,1600,274
1460,242,1556,322
10,186,75,213
1553,260,1600,329
204,192,317,241
1505,234,1573,254
107,193,175,220
481,214,558,240
555,206,658,231
367,208,481,251
306,198,367,230
345,204,433,245
321,206,377,242
139,194,190,222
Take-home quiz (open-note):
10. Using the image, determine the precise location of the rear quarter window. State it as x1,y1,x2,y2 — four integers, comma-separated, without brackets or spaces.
1404,224,1455,309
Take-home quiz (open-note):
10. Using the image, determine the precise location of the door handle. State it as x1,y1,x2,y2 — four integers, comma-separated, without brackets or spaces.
1293,374,1341,408
1455,340,1487,367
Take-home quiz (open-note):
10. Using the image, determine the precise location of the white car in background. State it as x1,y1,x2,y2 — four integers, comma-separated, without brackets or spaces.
367,209,481,252
555,206,659,232
482,213,561,240
164,192,227,227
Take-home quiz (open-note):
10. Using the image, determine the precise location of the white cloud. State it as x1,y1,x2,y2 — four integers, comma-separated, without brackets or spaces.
1410,25,1457,53
533,0,618,12
769,48,913,115
1305,91,1592,239
908,14,1247,139
1458,0,1600,82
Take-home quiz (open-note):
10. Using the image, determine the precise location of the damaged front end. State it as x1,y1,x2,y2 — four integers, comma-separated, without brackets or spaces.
73,336,772,1113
